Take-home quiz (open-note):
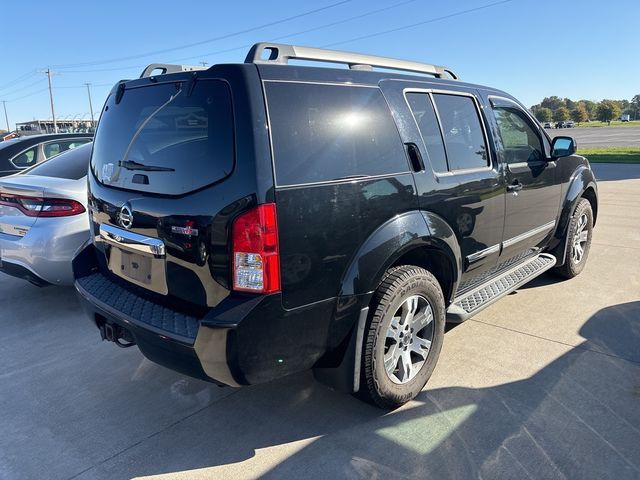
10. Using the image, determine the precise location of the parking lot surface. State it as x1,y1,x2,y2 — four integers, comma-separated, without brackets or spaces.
549,125,640,147
1,164,639,480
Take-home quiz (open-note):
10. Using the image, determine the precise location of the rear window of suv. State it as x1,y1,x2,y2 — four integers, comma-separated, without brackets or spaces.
91,80,234,196
266,83,407,186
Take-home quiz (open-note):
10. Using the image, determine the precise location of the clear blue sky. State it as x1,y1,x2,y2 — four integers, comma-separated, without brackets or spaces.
1,0,638,129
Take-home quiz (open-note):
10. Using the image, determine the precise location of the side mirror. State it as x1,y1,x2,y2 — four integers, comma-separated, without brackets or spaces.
551,136,577,158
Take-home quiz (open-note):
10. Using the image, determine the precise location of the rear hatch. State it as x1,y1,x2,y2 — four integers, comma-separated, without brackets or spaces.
88,70,262,310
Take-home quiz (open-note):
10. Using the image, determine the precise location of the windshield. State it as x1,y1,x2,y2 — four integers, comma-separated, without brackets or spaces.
91,79,234,195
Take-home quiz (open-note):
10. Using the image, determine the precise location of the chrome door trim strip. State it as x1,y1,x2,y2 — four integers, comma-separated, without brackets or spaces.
466,243,500,263
98,224,165,256
503,220,556,248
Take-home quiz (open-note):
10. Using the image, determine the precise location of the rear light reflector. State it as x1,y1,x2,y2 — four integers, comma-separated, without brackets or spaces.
0,195,85,217
232,203,280,293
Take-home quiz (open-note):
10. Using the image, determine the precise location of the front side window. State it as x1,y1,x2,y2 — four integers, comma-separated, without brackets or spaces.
12,146,37,168
493,107,544,164
432,93,489,171
266,83,407,186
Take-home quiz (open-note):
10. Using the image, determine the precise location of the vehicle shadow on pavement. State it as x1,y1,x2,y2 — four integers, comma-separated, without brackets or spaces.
100,302,640,480
253,301,640,479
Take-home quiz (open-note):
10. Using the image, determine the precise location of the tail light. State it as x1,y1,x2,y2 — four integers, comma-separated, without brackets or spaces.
0,194,86,217
231,203,280,293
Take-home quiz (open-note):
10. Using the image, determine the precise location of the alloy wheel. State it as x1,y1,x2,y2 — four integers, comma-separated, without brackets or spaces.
384,294,434,384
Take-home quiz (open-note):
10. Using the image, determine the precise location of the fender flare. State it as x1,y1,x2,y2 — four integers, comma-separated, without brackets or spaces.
551,165,598,265
339,210,462,304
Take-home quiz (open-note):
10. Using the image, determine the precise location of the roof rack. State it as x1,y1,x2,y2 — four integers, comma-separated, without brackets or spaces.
140,63,208,78
245,42,458,80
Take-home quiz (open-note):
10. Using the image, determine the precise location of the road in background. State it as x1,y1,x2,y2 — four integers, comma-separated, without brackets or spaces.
1,164,639,480
547,125,640,147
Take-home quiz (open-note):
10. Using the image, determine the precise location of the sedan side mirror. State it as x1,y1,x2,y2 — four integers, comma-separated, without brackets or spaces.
551,136,577,158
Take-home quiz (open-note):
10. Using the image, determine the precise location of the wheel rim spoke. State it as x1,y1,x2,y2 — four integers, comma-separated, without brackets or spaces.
411,305,433,332
399,351,413,382
387,316,401,341
411,337,431,360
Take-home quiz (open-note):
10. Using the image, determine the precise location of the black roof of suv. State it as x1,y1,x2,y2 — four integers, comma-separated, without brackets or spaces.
74,42,598,409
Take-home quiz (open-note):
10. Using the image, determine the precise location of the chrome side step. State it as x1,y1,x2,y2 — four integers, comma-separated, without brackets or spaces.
447,253,556,323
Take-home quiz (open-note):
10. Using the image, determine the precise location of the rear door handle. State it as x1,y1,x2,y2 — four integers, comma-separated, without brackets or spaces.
405,142,425,172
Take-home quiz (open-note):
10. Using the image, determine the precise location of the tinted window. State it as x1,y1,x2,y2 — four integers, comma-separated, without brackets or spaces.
12,146,37,167
432,94,488,171
266,83,407,186
406,93,448,172
91,80,234,196
27,142,92,180
493,107,544,164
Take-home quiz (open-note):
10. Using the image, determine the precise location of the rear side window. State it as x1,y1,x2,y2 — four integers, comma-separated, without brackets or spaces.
27,143,92,180
91,80,234,195
266,83,407,186
12,146,37,168
432,93,489,171
406,93,448,172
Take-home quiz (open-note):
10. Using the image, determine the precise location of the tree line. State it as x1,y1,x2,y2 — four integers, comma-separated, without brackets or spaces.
530,95,640,123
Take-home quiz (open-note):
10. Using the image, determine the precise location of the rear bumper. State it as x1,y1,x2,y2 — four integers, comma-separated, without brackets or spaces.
73,244,342,387
0,215,87,285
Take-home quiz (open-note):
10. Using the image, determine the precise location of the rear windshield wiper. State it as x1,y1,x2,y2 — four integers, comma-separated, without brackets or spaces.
118,160,175,172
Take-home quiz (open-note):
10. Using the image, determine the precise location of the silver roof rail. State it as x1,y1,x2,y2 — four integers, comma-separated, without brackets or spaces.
245,42,458,80
140,63,208,78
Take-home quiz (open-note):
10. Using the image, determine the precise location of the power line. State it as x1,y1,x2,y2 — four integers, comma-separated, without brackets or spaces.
0,78,46,97
0,71,37,91
64,0,420,73
52,0,351,69
4,87,49,103
322,0,517,48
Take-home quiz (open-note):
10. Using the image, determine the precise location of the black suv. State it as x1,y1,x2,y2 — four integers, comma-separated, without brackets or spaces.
74,43,597,408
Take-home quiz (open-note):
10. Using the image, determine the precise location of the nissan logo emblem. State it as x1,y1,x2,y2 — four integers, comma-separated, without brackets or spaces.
119,204,133,229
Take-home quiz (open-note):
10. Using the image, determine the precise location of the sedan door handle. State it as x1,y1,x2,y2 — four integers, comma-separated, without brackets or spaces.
507,181,523,192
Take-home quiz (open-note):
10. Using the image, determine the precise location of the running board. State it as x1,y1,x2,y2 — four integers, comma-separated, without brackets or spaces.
447,253,556,323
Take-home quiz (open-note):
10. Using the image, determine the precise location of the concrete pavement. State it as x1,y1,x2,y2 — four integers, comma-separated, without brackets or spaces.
0,164,638,480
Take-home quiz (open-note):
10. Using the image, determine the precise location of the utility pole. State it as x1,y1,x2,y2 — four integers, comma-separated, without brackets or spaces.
39,68,58,133
199,61,208,67
84,83,95,126
1,100,9,133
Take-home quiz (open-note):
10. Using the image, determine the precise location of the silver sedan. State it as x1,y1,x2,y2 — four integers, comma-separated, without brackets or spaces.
0,143,91,286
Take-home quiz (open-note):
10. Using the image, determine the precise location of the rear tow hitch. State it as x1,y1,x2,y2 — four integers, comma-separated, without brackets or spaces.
99,322,136,348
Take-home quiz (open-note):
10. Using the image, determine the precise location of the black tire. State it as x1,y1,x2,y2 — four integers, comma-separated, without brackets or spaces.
553,198,593,279
360,265,445,409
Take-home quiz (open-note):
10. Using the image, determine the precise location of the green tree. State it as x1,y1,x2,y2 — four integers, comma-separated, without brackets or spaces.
541,96,565,111
564,98,576,110
579,100,597,119
554,107,570,122
572,104,589,123
534,107,553,122
596,100,621,123
631,95,640,120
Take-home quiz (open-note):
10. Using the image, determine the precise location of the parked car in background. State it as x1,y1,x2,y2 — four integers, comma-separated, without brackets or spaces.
620,114,631,122
555,121,566,128
543,122,553,129
564,121,575,128
0,133,92,177
0,142,92,286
